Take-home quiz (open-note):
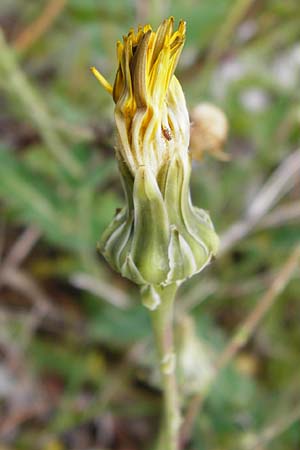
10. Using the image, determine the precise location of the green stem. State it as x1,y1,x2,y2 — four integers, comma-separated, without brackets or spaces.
148,283,180,450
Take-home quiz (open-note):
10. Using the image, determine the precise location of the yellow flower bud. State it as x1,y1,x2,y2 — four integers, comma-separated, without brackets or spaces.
92,18,219,293
93,18,189,177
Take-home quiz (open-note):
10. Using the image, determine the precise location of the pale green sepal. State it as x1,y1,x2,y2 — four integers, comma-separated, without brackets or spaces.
163,154,216,278
118,158,134,211
193,207,219,255
131,166,170,285
121,254,147,285
100,209,133,271
141,284,161,311
179,156,219,256
99,208,126,251
166,225,197,284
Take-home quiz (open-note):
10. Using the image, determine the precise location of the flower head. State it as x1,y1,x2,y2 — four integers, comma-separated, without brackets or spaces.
92,17,188,176
92,19,219,302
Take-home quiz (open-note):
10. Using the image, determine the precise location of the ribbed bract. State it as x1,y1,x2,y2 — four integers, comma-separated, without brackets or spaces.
99,153,218,287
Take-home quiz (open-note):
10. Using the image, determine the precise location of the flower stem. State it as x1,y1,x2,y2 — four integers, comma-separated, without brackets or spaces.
149,283,180,450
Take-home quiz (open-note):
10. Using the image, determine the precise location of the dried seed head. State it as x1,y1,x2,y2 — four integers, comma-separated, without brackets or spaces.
177,316,215,394
190,102,229,161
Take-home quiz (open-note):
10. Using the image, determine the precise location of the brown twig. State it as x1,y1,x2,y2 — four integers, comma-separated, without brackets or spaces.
207,0,256,63
180,245,300,447
0,402,49,437
258,201,300,229
3,226,41,269
181,0,256,81
220,148,300,254
217,246,300,368
70,272,131,309
184,147,300,311
2,267,54,315
0,227,62,343
14,0,67,52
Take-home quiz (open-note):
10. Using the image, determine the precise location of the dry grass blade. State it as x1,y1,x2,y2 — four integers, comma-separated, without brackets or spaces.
3,226,41,269
221,148,300,254
217,245,300,369
180,245,300,447
259,201,300,229
70,272,131,309
14,0,67,52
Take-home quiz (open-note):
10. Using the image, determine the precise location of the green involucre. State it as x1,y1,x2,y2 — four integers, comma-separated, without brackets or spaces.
99,153,219,289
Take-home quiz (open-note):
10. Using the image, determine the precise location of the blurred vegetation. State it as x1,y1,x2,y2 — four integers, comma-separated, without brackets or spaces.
0,0,300,449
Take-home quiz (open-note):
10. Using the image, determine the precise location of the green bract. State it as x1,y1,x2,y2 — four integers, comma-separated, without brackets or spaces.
99,153,219,289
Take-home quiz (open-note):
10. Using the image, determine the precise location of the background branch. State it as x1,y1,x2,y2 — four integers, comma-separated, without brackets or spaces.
180,245,300,447
14,0,67,52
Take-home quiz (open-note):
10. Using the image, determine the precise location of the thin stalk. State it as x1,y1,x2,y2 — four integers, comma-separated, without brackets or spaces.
180,245,300,446
149,283,180,450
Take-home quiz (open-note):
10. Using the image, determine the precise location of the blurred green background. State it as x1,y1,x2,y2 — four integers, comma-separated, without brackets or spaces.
0,0,300,449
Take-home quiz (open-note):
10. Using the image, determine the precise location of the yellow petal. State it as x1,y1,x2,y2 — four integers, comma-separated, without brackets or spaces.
90,66,113,95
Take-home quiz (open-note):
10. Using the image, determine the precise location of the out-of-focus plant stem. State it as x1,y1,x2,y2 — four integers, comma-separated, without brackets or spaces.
149,284,180,450
0,30,83,179
180,245,300,446
13,0,67,52
182,0,255,88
